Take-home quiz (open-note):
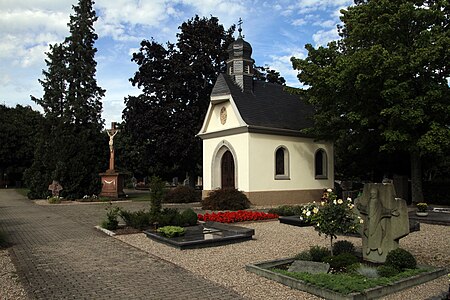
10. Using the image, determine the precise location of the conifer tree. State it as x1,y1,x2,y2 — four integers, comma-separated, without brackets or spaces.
25,0,106,199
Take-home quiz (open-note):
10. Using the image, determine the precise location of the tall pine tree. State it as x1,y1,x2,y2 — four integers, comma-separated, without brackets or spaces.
25,0,106,199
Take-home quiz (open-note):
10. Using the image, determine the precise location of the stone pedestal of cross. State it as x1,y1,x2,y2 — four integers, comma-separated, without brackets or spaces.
99,122,125,199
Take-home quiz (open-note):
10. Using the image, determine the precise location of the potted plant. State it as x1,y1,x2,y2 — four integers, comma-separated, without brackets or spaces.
416,203,428,217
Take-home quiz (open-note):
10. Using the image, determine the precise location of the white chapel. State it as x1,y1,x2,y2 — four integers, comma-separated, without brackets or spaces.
197,28,334,205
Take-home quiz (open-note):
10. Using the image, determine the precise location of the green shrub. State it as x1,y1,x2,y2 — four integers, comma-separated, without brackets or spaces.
164,186,200,203
324,253,359,273
309,246,331,262
157,226,186,238
47,195,62,204
101,205,120,230
268,205,296,216
119,209,150,230
149,176,165,216
180,208,198,226
201,188,251,211
377,265,400,277
155,208,181,227
332,240,355,256
385,248,417,271
294,250,312,261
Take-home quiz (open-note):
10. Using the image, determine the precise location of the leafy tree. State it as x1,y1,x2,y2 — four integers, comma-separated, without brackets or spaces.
122,16,235,181
0,104,43,186
254,66,286,85
25,0,106,199
292,0,450,203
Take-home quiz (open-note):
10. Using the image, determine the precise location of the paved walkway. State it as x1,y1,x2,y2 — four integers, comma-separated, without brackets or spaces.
0,189,244,300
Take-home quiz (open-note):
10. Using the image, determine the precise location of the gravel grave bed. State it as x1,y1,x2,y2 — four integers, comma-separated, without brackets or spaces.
116,222,449,300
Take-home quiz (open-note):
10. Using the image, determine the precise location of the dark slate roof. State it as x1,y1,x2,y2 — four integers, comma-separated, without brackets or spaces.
211,73,314,132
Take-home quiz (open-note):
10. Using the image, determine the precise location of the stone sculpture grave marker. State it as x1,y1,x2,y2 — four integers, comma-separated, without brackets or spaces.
355,183,409,263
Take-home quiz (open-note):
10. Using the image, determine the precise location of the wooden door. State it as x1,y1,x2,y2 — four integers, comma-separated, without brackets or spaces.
221,150,235,189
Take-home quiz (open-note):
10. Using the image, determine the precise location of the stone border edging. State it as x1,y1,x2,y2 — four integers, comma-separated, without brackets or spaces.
94,225,116,236
246,258,448,300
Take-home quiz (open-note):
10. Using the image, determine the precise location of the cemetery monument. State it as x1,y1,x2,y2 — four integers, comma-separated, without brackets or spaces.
99,122,125,198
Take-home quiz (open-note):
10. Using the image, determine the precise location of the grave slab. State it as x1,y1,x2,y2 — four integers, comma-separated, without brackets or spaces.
144,221,254,249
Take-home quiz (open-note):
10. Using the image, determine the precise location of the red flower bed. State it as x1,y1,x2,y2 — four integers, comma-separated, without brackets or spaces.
197,210,278,223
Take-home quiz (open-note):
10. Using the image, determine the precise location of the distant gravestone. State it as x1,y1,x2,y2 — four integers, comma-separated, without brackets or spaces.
48,180,63,196
288,260,330,274
355,183,409,263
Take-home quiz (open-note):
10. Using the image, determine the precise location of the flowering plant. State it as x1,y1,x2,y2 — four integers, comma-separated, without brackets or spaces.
416,202,428,212
308,189,361,254
197,210,278,223
299,202,319,224
47,195,63,204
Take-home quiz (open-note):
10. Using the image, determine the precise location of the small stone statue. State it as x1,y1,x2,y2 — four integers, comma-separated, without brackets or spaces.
355,183,409,263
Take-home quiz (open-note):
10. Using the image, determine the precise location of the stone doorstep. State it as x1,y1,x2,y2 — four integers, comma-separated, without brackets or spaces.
245,258,448,300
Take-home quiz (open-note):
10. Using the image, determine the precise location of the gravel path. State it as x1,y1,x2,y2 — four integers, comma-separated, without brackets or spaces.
116,221,449,300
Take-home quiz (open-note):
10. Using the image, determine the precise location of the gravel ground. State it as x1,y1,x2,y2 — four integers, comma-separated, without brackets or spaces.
0,249,27,300
117,222,449,300
1,222,448,299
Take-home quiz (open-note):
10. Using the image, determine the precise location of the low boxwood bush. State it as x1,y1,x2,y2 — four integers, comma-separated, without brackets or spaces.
332,240,355,256
309,246,331,262
384,248,417,271
179,208,198,226
163,186,200,203
201,188,251,211
157,226,185,238
323,253,359,273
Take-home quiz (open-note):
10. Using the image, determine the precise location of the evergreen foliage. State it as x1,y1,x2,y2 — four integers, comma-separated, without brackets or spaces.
25,0,106,199
201,188,251,211
291,0,450,202
0,104,43,186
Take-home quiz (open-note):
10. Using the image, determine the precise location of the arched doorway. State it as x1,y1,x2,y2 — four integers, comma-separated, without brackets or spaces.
221,150,235,189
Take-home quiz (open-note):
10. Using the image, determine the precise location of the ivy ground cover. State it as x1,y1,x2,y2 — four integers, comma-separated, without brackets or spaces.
198,210,278,223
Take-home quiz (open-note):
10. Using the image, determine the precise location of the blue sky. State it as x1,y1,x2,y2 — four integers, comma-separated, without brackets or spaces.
0,0,353,127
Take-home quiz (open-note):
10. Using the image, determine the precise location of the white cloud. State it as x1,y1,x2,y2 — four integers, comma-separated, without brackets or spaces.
312,28,339,46
291,18,306,26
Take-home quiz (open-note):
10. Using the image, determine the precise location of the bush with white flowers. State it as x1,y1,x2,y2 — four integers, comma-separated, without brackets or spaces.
307,189,362,255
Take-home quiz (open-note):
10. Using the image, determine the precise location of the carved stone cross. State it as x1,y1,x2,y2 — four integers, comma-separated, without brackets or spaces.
48,180,63,196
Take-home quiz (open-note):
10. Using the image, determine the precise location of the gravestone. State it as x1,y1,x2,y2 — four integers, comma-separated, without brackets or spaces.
355,183,409,263
48,180,63,196
288,260,330,274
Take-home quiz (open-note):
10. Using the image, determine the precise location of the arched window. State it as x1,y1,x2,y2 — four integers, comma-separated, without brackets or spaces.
315,149,327,179
275,146,289,180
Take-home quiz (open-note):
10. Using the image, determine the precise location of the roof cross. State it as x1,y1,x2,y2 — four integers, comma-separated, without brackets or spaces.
238,18,243,38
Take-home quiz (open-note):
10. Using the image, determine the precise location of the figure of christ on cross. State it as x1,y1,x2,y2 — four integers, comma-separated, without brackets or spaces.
106,122,119,171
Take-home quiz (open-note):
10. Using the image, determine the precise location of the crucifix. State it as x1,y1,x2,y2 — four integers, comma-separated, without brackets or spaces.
106,122,119,171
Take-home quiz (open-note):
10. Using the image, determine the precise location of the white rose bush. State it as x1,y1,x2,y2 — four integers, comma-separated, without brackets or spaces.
303,189,362,255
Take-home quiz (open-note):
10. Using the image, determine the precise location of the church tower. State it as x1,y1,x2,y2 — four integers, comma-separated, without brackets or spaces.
226,19,254,92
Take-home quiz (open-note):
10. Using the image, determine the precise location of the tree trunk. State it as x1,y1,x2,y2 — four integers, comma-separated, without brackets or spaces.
410,151,424,204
